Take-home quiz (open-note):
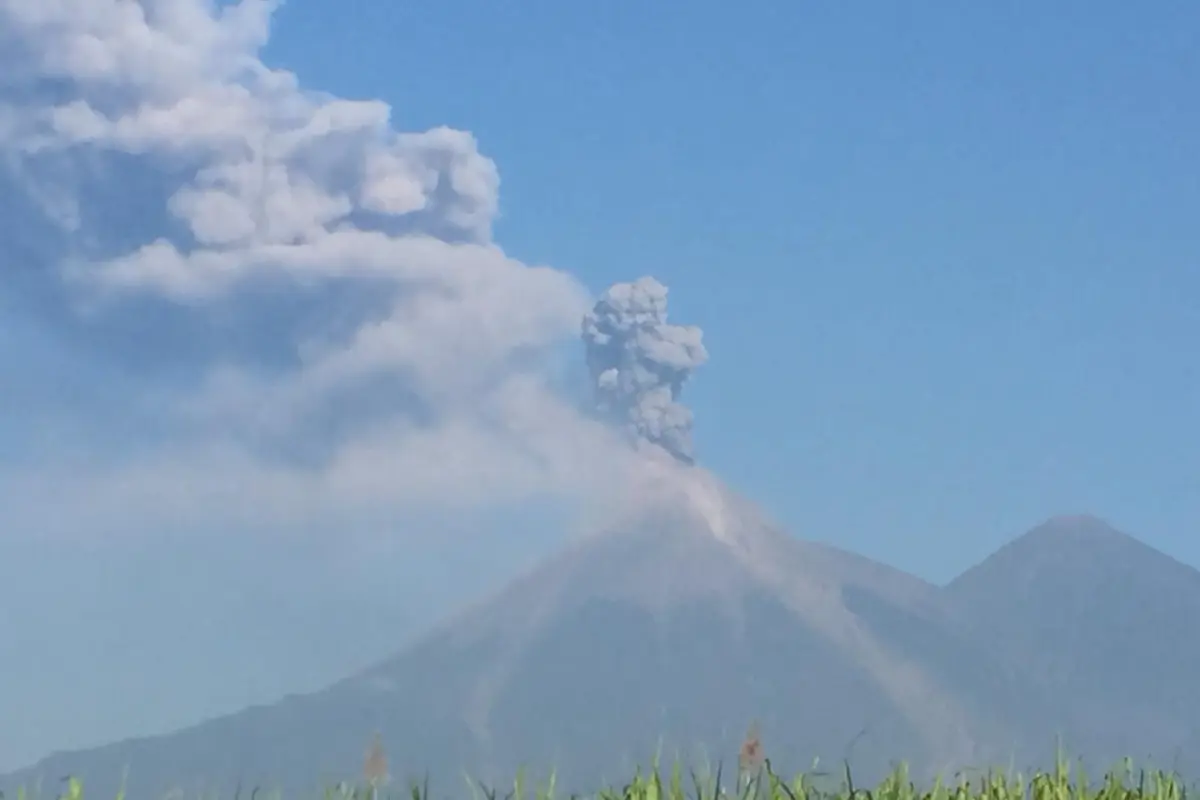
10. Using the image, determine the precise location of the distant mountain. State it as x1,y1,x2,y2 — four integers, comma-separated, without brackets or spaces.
4,494,1199,797
944,514,1200,774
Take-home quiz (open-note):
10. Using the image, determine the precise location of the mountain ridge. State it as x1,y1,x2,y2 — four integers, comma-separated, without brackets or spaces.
5,492,1199,796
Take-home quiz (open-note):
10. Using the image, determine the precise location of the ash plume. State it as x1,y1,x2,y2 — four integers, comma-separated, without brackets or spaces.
581,277,708,463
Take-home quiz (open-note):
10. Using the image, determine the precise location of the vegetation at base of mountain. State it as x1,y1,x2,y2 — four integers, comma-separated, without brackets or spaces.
4,743,1195,800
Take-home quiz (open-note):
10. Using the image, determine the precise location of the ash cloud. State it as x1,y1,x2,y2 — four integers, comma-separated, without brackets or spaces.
581,277,708,464
0,0,646,532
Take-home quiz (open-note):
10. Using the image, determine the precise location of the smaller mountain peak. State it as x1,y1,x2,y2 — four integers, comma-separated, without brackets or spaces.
1039,512,1116,529
1028,513,1125,540
946,513,1148,594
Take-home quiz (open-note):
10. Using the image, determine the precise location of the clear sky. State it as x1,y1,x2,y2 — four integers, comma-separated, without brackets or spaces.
1,0,1197,774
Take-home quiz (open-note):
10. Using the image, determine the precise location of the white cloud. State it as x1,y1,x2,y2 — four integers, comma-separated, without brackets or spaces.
0,0,647,542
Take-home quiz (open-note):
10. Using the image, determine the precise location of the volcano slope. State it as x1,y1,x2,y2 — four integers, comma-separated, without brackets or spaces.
0,473,1075,797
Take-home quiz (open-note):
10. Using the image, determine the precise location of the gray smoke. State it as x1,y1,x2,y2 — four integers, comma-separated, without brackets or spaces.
581,277,708,463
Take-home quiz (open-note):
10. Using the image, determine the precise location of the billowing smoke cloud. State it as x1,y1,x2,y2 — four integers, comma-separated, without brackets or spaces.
0,0,649,536
582,277,708,463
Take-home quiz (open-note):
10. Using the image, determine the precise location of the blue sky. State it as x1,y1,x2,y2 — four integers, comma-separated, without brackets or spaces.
0,0,1197,773
264,0,1199,578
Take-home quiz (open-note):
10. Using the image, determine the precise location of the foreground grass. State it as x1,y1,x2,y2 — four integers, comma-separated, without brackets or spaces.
2,754,1193,800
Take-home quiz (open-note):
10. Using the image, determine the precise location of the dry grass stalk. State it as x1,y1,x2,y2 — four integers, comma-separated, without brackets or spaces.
364,731,389,788
739,720,765,774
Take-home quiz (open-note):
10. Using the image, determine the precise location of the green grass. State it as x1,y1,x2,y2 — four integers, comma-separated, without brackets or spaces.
2,753,1193,800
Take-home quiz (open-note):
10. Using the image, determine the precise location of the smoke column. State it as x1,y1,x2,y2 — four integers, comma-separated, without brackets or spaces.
581,277,708,463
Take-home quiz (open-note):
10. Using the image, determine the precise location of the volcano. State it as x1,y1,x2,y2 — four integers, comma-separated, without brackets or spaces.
5,480,1199,797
